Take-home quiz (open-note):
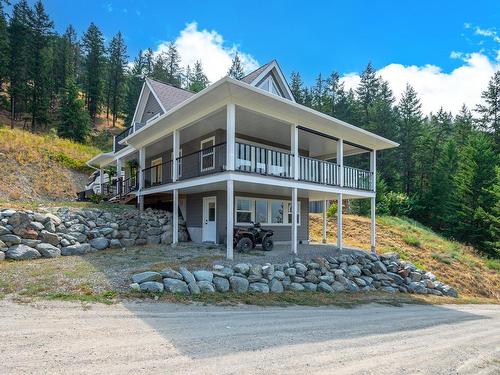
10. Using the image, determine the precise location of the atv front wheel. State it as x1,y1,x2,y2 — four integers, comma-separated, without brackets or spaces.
236,237,253,252
262,237,274,251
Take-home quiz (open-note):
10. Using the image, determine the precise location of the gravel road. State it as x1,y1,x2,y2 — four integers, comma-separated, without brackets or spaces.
1,299,499,374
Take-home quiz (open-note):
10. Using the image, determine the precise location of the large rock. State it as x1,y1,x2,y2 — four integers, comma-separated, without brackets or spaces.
0,234,21,246
45,213,62,226
193,270,213,282
39,230,59,246
29,221,45,231
213,276,230,292
407,281,428,294
61,243,91,256
1,209,16,217
36,243,61,258
132,271,162,284
140,281,164,293
295,263,307,276
372,261,387,274
346,265,362,278
331,282,346,292
269,278,284,293
0,225,11,236
160,268,183,280
249,282,270,294
179,267,196,284
163,278,189,294
197,280,215,293
302,282,317,291
6,244,41,260
234,263,250,275
229,276,249,293
0,251,5,261
89,237,109,250
318,281,334,293
287,283,305,291
8,212,30,229
188,281,200,295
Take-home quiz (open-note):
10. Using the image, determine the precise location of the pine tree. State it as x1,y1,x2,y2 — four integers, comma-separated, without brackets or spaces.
107,32,127,127
152,52,168,82
481,167,500,256
475,70,500,150
356,62,380,127
312,73,328,112
124,50,145,126
396,84,423,195
54,25,79,95
164,42,182,87
8,0,32,128
81,22,105,123
0,0,9,93
58,79,91,142
187,60,209,92
28,0,54,132
143,47,154,76
454,104,474,147
289,72,305,104
228,53,245,80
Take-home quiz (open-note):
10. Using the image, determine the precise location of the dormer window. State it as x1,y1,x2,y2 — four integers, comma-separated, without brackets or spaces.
258,76,282,97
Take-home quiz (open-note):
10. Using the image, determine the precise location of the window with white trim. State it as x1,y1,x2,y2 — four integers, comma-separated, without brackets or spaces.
257,76,283,97
235,197,300,226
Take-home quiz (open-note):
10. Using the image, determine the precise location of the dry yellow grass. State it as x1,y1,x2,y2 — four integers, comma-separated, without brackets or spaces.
309,213,500,301
0,127,101,201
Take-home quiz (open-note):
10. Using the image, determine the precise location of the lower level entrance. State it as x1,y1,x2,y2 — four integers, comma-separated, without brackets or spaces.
202,196,217,242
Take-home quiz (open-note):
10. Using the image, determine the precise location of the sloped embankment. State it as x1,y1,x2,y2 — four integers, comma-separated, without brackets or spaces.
0,128,101,202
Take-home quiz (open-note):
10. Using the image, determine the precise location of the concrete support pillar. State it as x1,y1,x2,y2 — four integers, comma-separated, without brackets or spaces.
291,125,299,179
226,103,235,171
226,179,234,260
337,193,343,250
173,189,178,246
291,188,298,254
337,139,344,186
322,200,327,244
173,130,180,181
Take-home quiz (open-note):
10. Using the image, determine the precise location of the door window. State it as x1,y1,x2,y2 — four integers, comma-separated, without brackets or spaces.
200,137,215,171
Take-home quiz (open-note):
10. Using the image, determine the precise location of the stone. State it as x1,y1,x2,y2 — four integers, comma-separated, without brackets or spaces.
140,281,164,293
109,239,122,249
441,285,458,298
0,239,5,249
354,277,367,287
302,282,317,291
286,283,305,292
387,272,405,284
269,278,284,293
249,264,263,276
146,235,161,245
89,237,109,250
197,280,216,293
249,282,270,293
163,278,189,294
372,261,387,274
179,267,196,284
29,221,45,231
21,239,41,247
69,224,86,233
129,283,140,291
284,267,296,277
132,271,162,284
8,212,30,228
36,243,61,258
381,286,397,293
61,243,91,256
160,268,183,280
193,270,213,282
410,272,422,282
271,270,286,281
425,280,435,289
407,282,428,294
188,281,200,295
45,213,62,226
135,238,147,246
6,244,41,260
1,209,16,217
318,281,334,293
100,227,114,236
319,274,335,284
234,263,250,275
424,272,437,281
262,264,275,276
0,226,11,236
39,230,59,246
295,263,307,275
346,265,362,278
331,282,346,292
213,277,230,292
229,276,249,293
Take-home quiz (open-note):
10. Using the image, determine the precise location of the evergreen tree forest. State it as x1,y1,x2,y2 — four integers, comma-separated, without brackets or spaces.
0,1,497,257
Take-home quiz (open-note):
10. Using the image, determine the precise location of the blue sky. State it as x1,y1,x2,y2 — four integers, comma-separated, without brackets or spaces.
14,0,500,114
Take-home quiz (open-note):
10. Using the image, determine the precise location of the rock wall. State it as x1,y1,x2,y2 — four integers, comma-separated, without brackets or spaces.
0,207,189,260
131,252,458,297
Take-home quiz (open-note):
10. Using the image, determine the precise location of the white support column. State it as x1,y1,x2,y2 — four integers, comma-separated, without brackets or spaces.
138,147,146,211
172,130,180,182
337,193,343,250
99,168,104,195
173,189,179,246
291,125,299,180
337,139,344,186
116,159,123,195
322,200,327,244
370,149,377,252
226,179,234,260
226,103,235,171
291,187,298,254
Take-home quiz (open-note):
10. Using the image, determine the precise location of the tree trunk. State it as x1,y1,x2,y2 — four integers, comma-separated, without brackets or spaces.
10,97,15,130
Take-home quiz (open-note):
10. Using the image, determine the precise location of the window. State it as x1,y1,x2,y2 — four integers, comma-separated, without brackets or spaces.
236,199,252,223
257,76,282,97
200,137,215,171
235,197,301,225
255,200,268,224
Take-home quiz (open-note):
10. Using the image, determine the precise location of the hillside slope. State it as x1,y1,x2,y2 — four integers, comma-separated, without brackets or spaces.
0,128,101,202
309,214,499,300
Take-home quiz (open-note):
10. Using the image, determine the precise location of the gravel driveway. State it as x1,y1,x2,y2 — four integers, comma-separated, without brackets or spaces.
1,299,499,374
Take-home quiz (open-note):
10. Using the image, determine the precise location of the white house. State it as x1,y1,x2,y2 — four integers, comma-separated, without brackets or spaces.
88,60,398,259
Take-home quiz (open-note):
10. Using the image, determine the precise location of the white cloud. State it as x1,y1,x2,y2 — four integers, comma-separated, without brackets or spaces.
341,52,500,115
154,22,259,83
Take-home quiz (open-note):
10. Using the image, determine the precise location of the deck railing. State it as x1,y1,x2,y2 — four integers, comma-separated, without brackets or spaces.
142,160,173,189
299,156,340,186
235,142,294,179
113,122,145,152
343,165,373,191
177,142,227,180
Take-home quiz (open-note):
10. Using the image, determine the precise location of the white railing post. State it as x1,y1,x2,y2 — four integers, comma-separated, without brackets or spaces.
173,189,178,246
292,187,298,254
337,139,344,187
173,130,179,182
337,193,343,250
226,103,235,171
291,125,299,180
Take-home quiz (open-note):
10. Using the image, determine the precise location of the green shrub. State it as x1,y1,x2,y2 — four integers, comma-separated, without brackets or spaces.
326,202,338,218
377,191,413,217
403,235,421,248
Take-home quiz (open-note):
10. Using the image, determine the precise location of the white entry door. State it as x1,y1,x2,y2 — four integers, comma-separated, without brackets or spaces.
202,196,217,243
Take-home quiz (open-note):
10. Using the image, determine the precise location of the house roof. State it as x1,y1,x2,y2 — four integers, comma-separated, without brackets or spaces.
146,77,195,111
241,61,274,84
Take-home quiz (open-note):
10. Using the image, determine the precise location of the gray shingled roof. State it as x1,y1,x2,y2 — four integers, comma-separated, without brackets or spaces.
241,60,274,84
146,78,195,111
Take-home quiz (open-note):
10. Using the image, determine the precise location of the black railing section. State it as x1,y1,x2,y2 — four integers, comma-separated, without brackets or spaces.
343,165,373,191
235,142,294,178
99,182,117,197
117,174,138,196
177,142,226,180
114,125,134,152
299,156,340,186
142,160,173,189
